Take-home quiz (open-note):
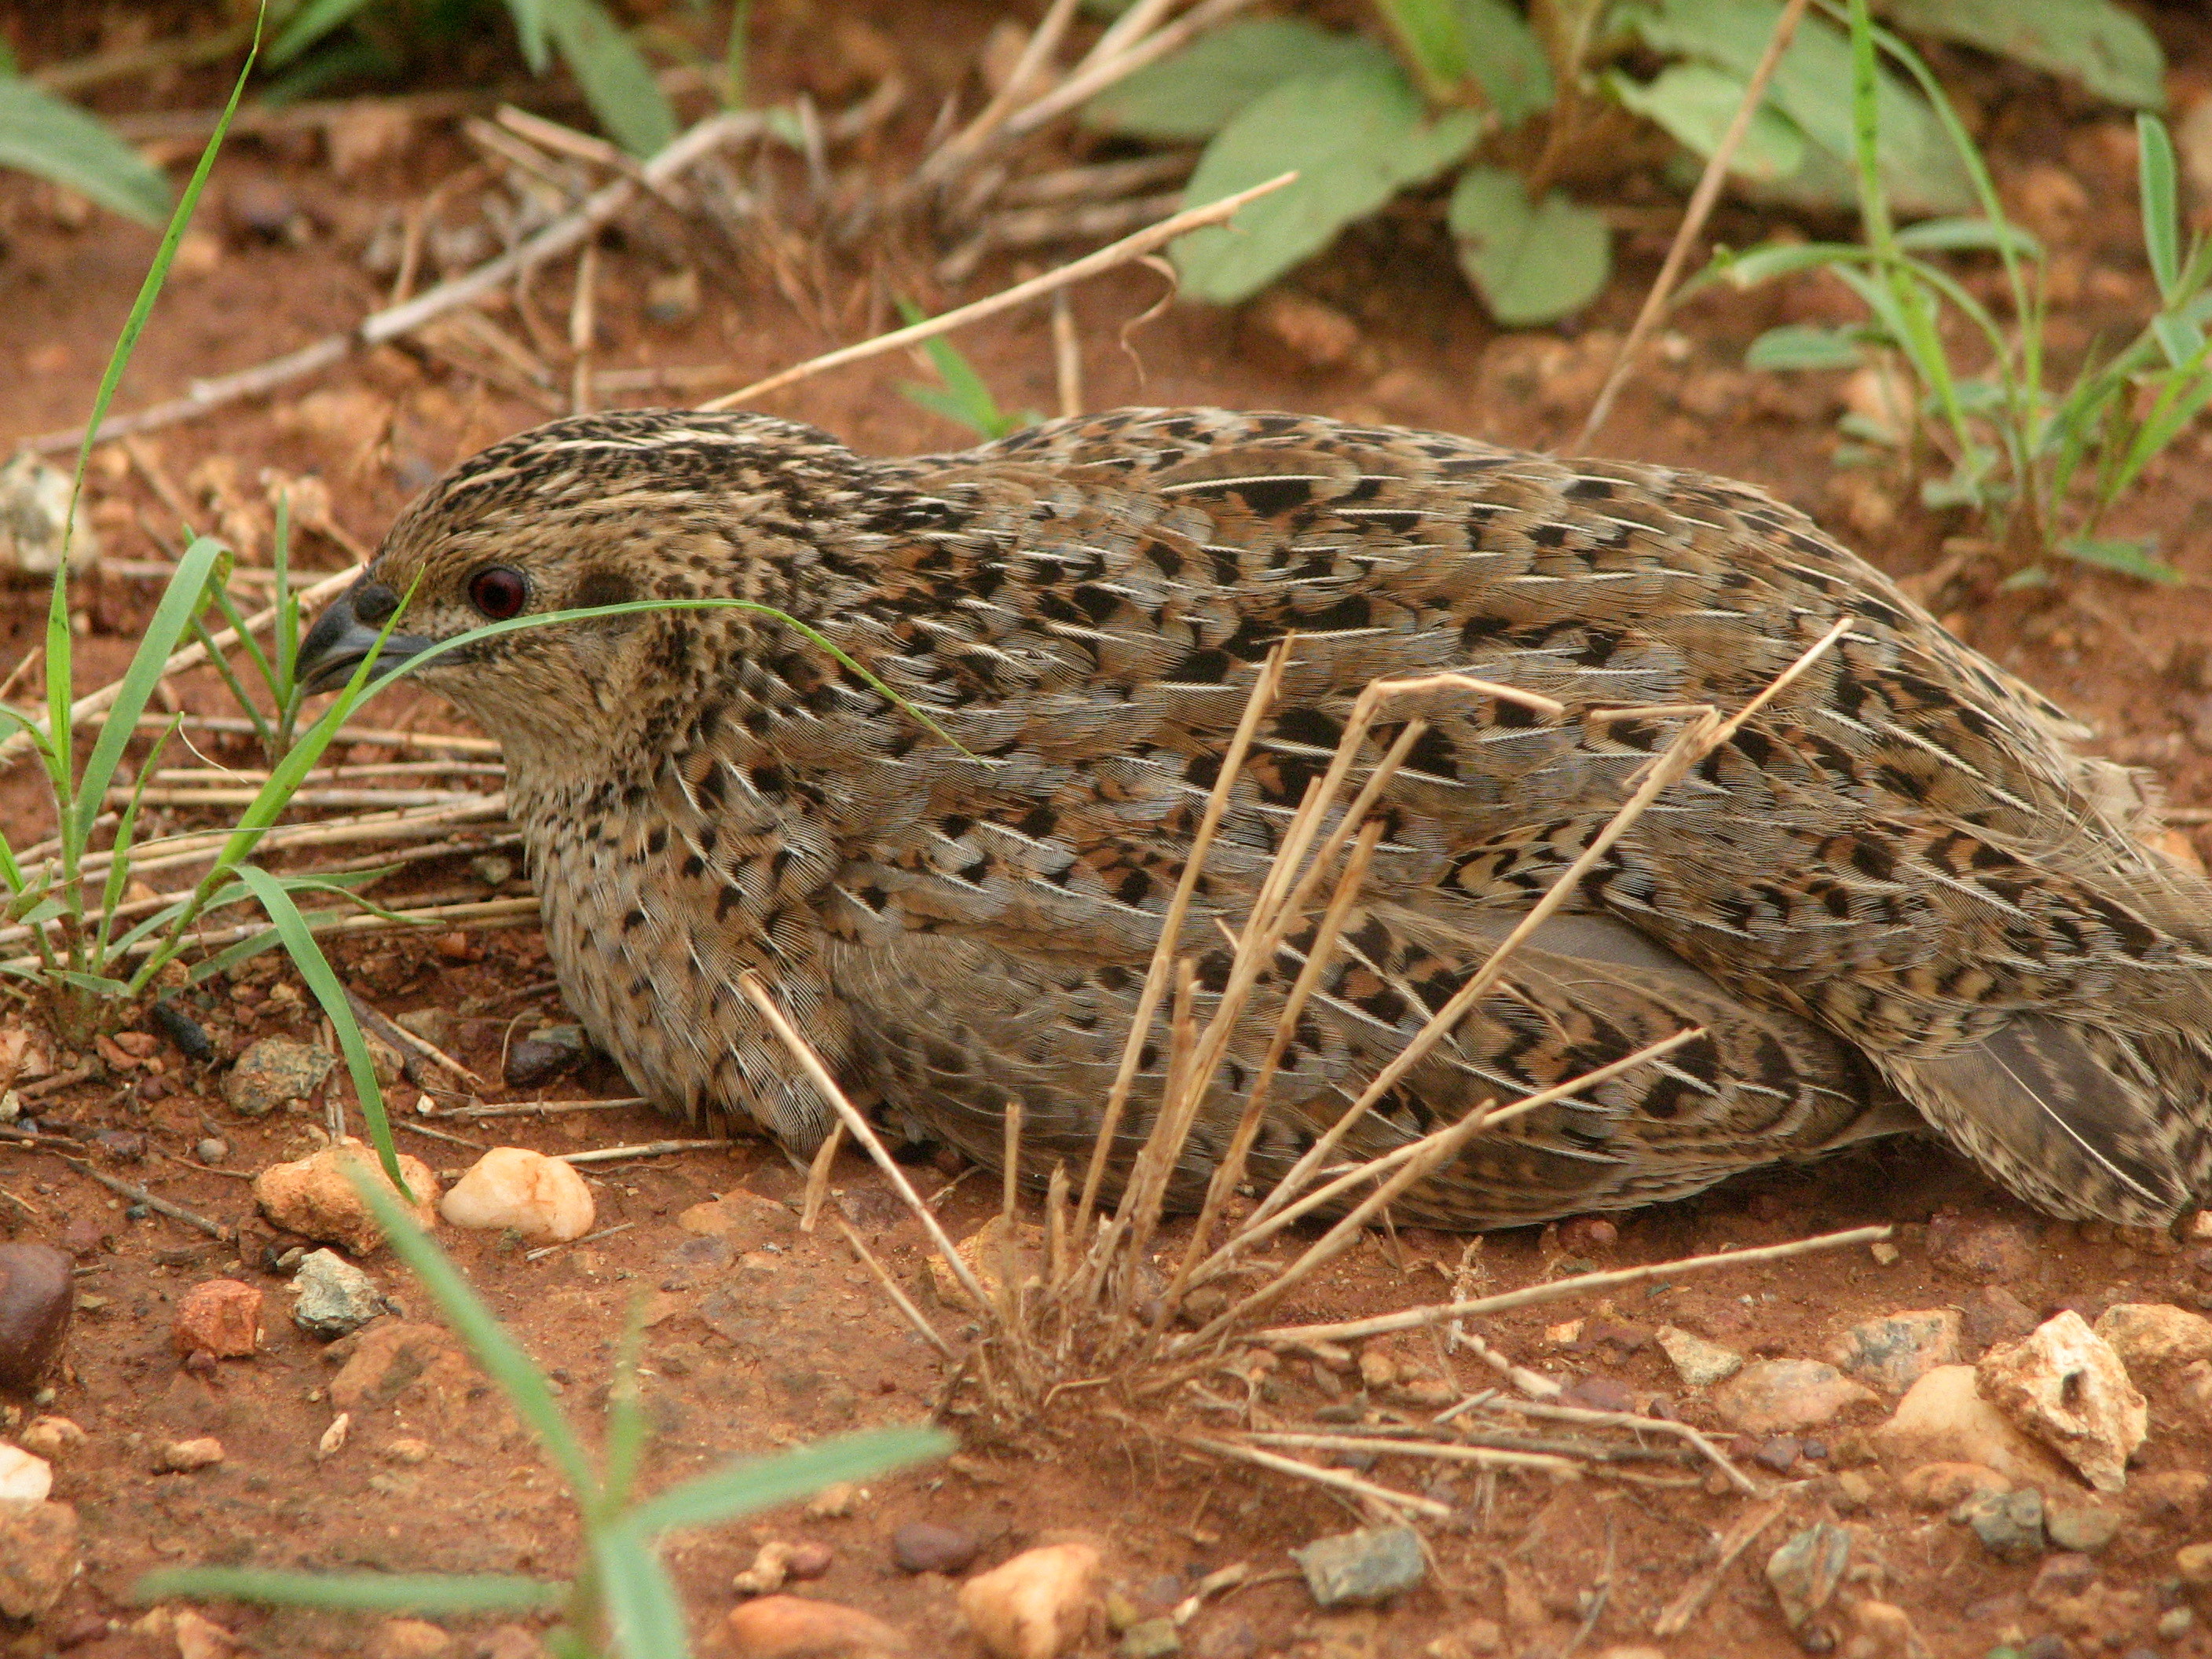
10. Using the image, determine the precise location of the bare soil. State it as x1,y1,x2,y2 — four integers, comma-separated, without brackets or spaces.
5,5,2212,1658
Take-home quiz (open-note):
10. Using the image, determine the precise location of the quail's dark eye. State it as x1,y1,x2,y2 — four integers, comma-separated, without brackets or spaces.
467,566,529,621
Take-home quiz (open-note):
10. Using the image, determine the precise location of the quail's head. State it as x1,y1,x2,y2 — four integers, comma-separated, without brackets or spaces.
295,410,865,766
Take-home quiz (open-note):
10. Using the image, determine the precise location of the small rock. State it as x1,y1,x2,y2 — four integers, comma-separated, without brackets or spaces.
1873,1365,2076,1490
1357,1349,1397,1391
2178,1540,2212,1586
366,1618,454,1659
1960,1486,2045,1562
0,454,97,578
1710,1359,1877,1435
1291,1525,1426,1608
0,1497,79,1617
383,1438,431,1465
1960,1285,2042,1357
1925,1213,2037,1283
1842,1600,1925,1659
504,1025,588,1090
1121,1617,1181,1659
159,1436,225,1472
0,1445,50,1501
196,1137,230,1164
223,1036,335,1118
1752,1434,1801,1473
1765,1522,1851,1637
16,1417,82,1461
2160,1606,2196,1639
1869,1241,1900,1265
1832,1309,1962,1393
292,1249,384,1338
1898,1461,2009,1511
173,1278,263,1358
2027,1553,2097,1606
958,1541,1104,1659
643,269,701,325
714,1593,910,1657
0,1243,73,1392
439,1147,595,1243
2133,1468,2209,1518
786,1540,833,1580
469,854,516,889
1655,1323,1744,1389
2093,1303,2212,1369
172,1607,245,1659
2042,1499,2122,1555
394,1009,454,1049
1558,1374,1636,1413
1978,1312,2146,1493
735,1540,802,1596
804,1481,862,1520
254,1137,440,1255
930,1214,1046,1306
892,1521,980,1575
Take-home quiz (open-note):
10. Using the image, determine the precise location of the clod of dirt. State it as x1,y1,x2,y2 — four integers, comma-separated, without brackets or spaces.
438,1147,595,1243
0,1445,50,1502
171,1607,244,1659
1709,1358,1877,1435
1842,1599,1926,1659
0,1496,78,1617
16,1417,82,1462
1291,1525,1426,1610
890,1520,981,1576
2043,1497,2123,1555
2179,1540,2212,1588
158,1437,225,1473
171,1278,263,1359
0,1243,73,1391
1118,1616,1180,1658
1897,1461,2009,1511
2028,1551,2097,1605
1959,1485,2045,1562
2093,1302,2212,1369
1654,1323,1742,1388
1766,1522,1851,1639
1959,1285,2041,1357
1250,292,1362,370
931,1215,1046,1307
1872,1365,2078,1490
713,1592,910,1657
958,1541,1104,1659
1831,1309,1963,1395
1978,1312,2147,1493
803,1481,863,1520
364,1616,456,1659
291,1248,383,1338
222,1036,336,1119
0,453,97,578
503,1024,588,1089
735,1540,802,1596
681,1190,799,1252
1924,1214,2038,1283
253,1137,439,1255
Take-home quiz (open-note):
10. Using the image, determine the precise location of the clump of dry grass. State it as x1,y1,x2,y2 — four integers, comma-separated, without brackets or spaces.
750,626,1892,1519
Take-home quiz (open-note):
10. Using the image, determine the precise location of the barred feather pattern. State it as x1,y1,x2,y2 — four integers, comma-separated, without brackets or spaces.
329,406,2212,1229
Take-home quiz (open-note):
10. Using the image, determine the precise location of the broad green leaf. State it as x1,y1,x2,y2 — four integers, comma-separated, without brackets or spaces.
267,0,379,65
1745,323,1867,370
2138,113,2181,300
1624,0,1972,213
1462,0,1555,126
1447,167,1611,327
2058,536,2183,581
0,78,171,226
1081,19,1393,141
1607,64,1807,184
137,1569,564,1614
535,0,677,158
1880,0,2163,111
1174,62,1479,304
1375,0,1470,97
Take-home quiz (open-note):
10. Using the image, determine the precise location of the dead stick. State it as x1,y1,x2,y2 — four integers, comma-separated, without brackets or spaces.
62,1159,227,1240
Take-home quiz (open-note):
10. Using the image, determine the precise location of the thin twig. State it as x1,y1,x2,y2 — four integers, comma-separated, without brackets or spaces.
555,1139,723,1165
62,1159,228,1240
701,174,1298,409
426,1097,650,1120
1653,1500,1785,1636
1178,1434,1452,1520
836,1214,955,1358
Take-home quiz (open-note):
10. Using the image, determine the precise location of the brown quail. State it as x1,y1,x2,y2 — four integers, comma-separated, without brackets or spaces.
296,407,2212,1229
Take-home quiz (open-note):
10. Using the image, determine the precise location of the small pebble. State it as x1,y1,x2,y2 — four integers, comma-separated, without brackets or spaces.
439,1147,595,1243
892,1520,981,1575
172,1279,263,1359
383,1438,431,1465
223,1035,335,1119
1766,1522,1850,1635
0,1245,73,1392
718,1594,910,1657
0,1444,53,1501
959,1542,1103,1659
1961,1486,2045,1562
1121,1617,1181,1658
364,1618,453,1659
152,999,214,1061
2044,1500,2122,1555
159,1436,225,1472
1710,1359,1876,1434
1832,1309,1962,1393
784,1539,833,1580
1925,1214,2036,1283
2159,1606,2196,1638
253,1137,439,1255
504,1024,588,1089
2028,1552,2097,1606
1656,1324,1743,1389
1292,1525,1426,1607
469,854,516,888
1752,1435,1800,1474
291,1249,383,1339
734,1540,799,1596
0,1496,78,1617
16,1417,82,1461
195,1137,229,1164
804,1481,861,1520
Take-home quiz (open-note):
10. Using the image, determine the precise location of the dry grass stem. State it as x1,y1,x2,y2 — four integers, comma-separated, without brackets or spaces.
555,1139,723,1165
920,0,1087,183
837,1214,957,1359
1236,1430,1580,1478
423,1097,650,1119
801,1122,848,1232
1493,1399,1756,1496
1653,1500,1785,1635
1179,1434,1452,1521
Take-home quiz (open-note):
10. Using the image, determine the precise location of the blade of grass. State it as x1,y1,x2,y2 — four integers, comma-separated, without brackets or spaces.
591,1525,691,1659
137,1568,564,1614
624,1426,950,1534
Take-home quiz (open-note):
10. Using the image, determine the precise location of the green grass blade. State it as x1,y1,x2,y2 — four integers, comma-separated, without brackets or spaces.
273,492,298,696
593,1525,692,1659
343,1168,602,1505
137,1567,565,1614
93,716,177,969
601,1298,654,1518
267,0,380,66
185,612,276,756
625,1426,950,1536
2139,113,2181,302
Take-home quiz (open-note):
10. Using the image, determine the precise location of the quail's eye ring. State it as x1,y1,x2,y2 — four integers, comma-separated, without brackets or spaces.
467,566,529,621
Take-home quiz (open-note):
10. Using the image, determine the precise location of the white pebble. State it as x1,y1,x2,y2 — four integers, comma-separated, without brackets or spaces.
438,1147,595,1243
0,1442,52,1501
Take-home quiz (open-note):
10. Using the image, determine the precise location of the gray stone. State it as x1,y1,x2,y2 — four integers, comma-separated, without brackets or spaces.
1832,1309,1962,1393
1292,1525,1426,1607
470,854,517,888
2043,1500,2122,1555
1121,1617,1182,1657
223,1037,335,1119
505,1024,588,1089
1961,1486,2045,1562
291,1249,383,1339
1765,1522,1851,1635
1656,1324,1743,1388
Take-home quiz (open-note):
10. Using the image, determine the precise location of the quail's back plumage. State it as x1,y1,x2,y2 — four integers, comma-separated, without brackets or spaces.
298,407,2212,1229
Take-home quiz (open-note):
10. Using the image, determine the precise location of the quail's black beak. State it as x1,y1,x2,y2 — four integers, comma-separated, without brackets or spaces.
295,580,434,695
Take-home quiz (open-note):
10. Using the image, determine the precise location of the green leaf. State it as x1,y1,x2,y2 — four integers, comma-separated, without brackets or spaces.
137,1568,564,1614
1879,0,2164,111
1625,0,1972,213
1892,215,2040,255
2057,536,2183,581
1174,61,1479,304
0,78,171,226
1461,0,1555,126
2138,113,2181,301
1447,167,1611,327
1375,0,1471,97
592,1525,693,1659
266,0,379,66
533,0,677,158
1745,323,1867,370
1080,20,1393,141
626,1427,952,1535
1607,63,1807,184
